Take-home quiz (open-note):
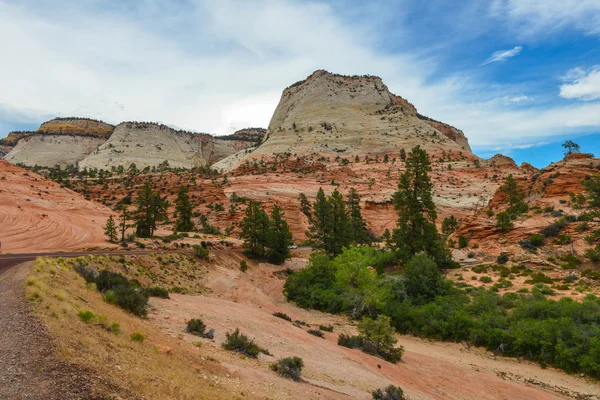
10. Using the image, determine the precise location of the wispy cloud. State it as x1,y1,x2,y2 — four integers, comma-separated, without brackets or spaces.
506,95,531,103
491,0,600,37
482,46,522,65
560,66,600,101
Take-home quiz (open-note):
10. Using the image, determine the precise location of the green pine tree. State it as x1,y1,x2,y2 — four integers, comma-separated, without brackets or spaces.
240,201,270,257
346,188,370,244
104,215,118,243
392,146,450,265
500,174,528,216
441,215,459,236
267,204,293,264
134,182,168,238
327,189,351,255
307,188,332,251
298,193,311,218
174,186,194,232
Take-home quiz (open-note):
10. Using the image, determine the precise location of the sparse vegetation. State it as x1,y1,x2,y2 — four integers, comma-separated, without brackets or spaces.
222,328,270,358
270,357,304,381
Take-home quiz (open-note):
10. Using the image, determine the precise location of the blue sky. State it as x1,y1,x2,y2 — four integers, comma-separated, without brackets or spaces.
1,0,599,168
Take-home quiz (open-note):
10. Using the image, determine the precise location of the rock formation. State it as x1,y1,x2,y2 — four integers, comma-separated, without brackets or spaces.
3,118,115,167
217,70,474,172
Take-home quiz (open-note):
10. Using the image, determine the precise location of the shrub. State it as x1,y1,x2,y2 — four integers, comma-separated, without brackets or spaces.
193,244,210,260
372,385,405,400
403,253,444,304
458,235,469,249
78,310,95,323
307,329,324,338
541,219,567,238
111,322,121,335
337,316,404,363
467,251,476,258
496,253,509,264
319,324,334,332
222,328,269,358
240,260,248,272
272,312,292,321
130,332,146,342
270,357,304,381
142,287,170,298
472,265,488,273
479,276,493,283
107,287,149,316
186,319,206,336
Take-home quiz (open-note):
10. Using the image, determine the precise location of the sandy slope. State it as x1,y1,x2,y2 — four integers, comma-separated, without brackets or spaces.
148,253,600,400
0,161,115,253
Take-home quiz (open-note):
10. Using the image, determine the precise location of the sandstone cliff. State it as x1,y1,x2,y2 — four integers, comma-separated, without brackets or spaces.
78,122,257,170
217,70,474,172
2,118,115,167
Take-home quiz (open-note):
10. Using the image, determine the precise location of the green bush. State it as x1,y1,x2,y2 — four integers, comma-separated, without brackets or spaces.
111,322,121,335
270,357,304,381
222,328,270,358
496,253,509,264
130,332,145,342
186,319,206,336
372,385,405,400
78,310,95,323
319,324,334,332
479,276,492,283
307,329,324,338
338,316,404,363
458,235,469,249
106,287,149,317
240,260,248,272
142,287,170,298
272,312,292,321
193,244,210,260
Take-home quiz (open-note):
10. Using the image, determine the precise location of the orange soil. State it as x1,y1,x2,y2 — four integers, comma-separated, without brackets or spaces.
0,160,116,253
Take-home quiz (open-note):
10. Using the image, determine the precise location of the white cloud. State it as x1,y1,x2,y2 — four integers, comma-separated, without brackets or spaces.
506,95,530,103
482,46,522,65
0,0,599,152
560,66,600,101
491,0,600,37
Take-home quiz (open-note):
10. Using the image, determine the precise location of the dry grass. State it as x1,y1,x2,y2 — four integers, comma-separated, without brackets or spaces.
26,257,236,400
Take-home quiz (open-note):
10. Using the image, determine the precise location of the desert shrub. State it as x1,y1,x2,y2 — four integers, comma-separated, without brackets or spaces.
186,319,206,336
203,328,215,339
472,265,488,273
111,322,121,335
270,357,304,381
403,253,444,305
78,310,95,323
541,218,567,238
338,316,404,363
584,246,600,262
559,254,583,268
480,276,492,283
272,312,292,321
95,270,130,292
106,287,149,316
130,332,145,342
240,260,248,272
458,235,469,249
576,222,590,232
372,385,405,400
142,286,170,298
554,234,572,245
307,329,324,338
467,251,476,258
319,324,334,332
525,272,554,284
222,328,270,358
496,253,509,264
192,244,210,260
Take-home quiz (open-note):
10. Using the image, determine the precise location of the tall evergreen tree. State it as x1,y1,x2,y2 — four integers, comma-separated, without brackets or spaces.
346,188,370,244
392,146,450,265
307,188,332,251
499,174,528,216
267,204,293,264
104,216,117,242
240,201,270,257
174,186,194,232
298,193,311,218
135,182,168,238
119,207,130,243
328,189,351,255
